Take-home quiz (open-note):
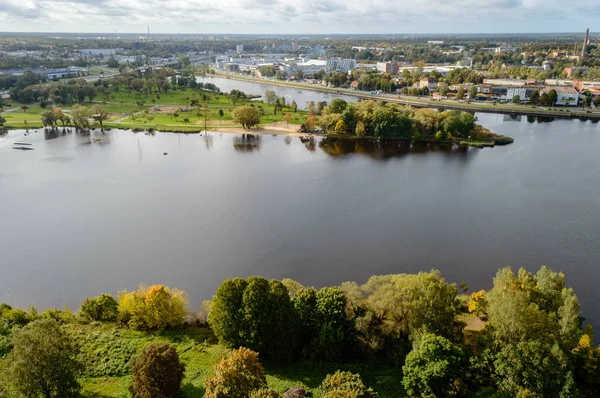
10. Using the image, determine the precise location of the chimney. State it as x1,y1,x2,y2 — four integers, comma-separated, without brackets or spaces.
581,29,589,57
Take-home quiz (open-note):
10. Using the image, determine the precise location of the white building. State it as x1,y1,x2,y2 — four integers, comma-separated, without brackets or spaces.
543,86,579,106
495,46,516,53
326,58,357,73
236,44,244,54
80,49,120,56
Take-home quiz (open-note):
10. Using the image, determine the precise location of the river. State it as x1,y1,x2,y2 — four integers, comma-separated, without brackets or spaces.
1,82,600,330
196,76,359,108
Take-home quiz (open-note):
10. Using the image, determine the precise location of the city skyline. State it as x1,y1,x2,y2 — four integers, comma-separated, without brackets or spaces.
1,0,599,34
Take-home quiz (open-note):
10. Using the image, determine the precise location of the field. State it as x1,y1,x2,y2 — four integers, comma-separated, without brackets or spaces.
31,323,406,398
0,84,308,131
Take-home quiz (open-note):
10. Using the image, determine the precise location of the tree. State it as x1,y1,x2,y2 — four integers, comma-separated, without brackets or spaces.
456,86,465,100
494,340,576,397
204,347,267,398
295,69,304,80
329,98,348,114
130,79,144,92
130,343,185,398
264,90,277,106
334,119,347,133
41,110,57,127
402,334,465,397
582,94,592,108
90,104,108,126
283,112,291,127
20,105,28,113
541,92,551,106
79,293,118,322
118,284,188,330
468,86,478,99
594,96,600,108
71,104,90,129
548,89,558,106
232,106,261,129
291,100,298,113
321,371,378,398
438,82,449,96
0,115,6,126
107,57,119,69
209,278,249,348
7,319,81,397
355,121,366,137
218,109,224,122
530,90,540,105
118,63,128,74
512,95,521,104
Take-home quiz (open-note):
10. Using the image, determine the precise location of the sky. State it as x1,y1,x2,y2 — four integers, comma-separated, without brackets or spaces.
0,0,599,34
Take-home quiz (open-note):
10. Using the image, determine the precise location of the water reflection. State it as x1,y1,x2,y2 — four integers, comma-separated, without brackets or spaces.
233,134,262,152
318,137,471,160
300,136,316,152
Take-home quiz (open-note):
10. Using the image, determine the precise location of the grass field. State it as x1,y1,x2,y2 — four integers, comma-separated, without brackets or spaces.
0,85,308,130
36,323,406,398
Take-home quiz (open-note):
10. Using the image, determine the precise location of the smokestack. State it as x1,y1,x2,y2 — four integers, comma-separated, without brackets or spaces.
581,28,589,57
147,26,150,35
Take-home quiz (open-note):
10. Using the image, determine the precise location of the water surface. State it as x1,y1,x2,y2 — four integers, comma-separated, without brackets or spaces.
1,113,599,330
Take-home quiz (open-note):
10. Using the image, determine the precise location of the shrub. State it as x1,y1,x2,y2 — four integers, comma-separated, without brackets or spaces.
468,290,487,316
118,284,188,330
80,293,118,322
130,342,185,398
204,347,267,398
320,370,378,398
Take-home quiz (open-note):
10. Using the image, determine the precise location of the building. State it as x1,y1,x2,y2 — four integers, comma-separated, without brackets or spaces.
506,87,536,102
376,61,398,74
573,80,600,92
564,67,589,77
419,78,438,91
495,46,516,53
236,44,244,54
79,49,119,57
291,42,299,52
325,58,357,73
428,41,444,45
542,86,579,106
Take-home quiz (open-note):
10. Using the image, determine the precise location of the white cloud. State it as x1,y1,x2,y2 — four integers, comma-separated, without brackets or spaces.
0,0,597,33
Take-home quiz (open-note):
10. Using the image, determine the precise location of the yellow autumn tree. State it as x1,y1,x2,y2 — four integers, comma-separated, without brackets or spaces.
334,119,347,133
117,284,188,330
468,290,487,316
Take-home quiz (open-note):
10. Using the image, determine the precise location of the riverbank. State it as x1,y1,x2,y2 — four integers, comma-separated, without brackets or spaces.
211,72,600,121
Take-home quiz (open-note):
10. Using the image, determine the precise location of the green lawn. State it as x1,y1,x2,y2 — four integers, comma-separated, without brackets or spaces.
67,323,403,398
1,85,308,130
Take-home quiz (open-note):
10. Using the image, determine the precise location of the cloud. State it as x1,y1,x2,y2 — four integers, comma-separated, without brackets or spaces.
0,0,597,33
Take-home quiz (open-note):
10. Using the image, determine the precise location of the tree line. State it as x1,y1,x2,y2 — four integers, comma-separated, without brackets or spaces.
1,266,598,397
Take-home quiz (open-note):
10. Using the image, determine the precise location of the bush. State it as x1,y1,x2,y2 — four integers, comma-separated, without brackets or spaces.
249,387,279,398
80,293,118,322
118,284,188,330
320,370,378,398
130,342,185,398
204,347,267,398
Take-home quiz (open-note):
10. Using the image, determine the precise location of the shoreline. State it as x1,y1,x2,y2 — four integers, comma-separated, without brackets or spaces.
208,72,600,121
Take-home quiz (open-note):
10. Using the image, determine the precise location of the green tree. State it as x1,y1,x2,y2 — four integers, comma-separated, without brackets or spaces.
548,89,558,106
79,293,118,322
530,90,540,105
130,342,185,398
232,106,261,129
355,121,366,137
107,57,119,69
486,266,582,349
594,96,600,108
0,115,6,126
402,334,465,397
468,86,478,99
218,109,224,122
321,371,378,398
90,104,108,126
209,278,249,347
456,86,465,100
291,100,298,113
204,347,267,398
512,95,521,104
117,284,188,330
264,90,277,105
71,104,90,129
7,319,81,398
494,340,576,397
541,92,551,106
329,98,348,114
40,110,57,127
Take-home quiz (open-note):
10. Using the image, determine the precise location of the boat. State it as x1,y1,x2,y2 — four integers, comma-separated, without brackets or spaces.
13,142,32,145
12,147,34,151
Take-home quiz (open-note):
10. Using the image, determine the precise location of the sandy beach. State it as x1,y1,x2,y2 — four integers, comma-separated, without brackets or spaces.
213,122,315,137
